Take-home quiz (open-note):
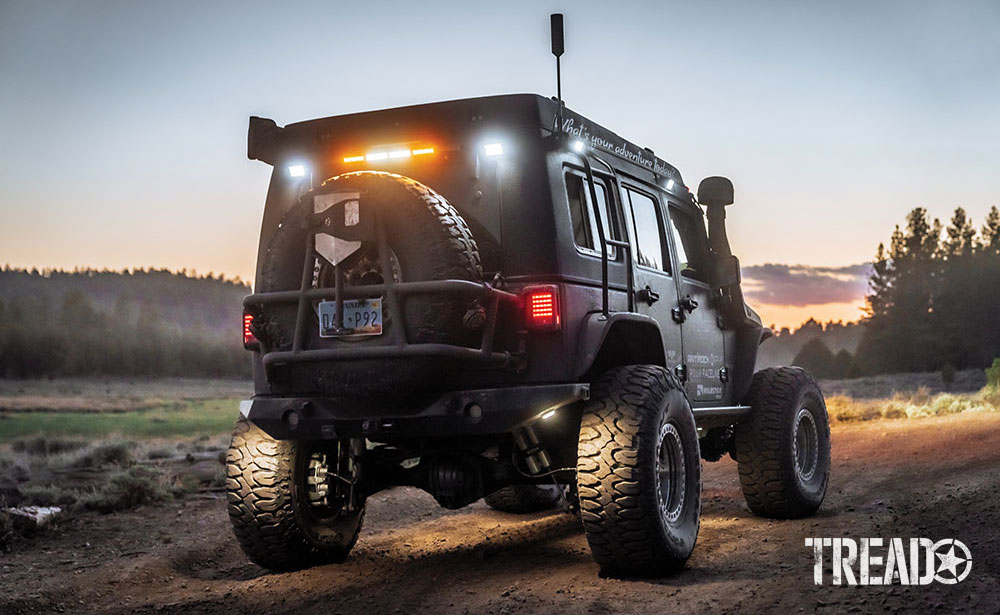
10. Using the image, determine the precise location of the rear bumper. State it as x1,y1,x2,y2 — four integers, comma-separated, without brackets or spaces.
240,383,590,440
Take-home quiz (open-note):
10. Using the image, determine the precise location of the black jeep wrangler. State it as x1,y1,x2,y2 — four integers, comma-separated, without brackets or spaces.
229,94,830,576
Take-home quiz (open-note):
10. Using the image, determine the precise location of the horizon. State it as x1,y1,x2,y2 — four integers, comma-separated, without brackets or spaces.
2,1,998,329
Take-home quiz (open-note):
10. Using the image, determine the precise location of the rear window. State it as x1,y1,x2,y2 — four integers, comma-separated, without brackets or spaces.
565,172,619,258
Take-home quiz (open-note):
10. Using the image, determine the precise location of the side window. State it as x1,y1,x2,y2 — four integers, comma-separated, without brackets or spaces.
564,172,618,258
625,187,669,273
668,206,712,283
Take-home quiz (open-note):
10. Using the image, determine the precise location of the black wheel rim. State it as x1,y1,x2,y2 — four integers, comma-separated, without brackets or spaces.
655,421,686,524
792,407,819,483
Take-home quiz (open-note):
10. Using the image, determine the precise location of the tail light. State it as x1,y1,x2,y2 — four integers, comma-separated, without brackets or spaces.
523,285,561,332
243,311,259,350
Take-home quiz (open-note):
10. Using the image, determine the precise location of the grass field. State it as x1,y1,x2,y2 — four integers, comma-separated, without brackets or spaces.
0,378,249,443
0,398,240,442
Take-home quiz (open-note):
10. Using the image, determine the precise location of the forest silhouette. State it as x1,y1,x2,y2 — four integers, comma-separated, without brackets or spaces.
1,204,998,380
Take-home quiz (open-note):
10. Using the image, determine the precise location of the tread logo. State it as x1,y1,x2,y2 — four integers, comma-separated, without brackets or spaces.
805,537,971,585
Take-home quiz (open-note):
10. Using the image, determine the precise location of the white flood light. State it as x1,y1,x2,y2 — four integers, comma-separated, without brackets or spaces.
541,409,557,420
667,179,675,190
288,164,306,178
571,140,585,152
483,142,504,157
365,152,388,162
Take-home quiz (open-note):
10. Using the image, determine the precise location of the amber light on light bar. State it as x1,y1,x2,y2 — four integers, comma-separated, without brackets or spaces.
344,147,434,164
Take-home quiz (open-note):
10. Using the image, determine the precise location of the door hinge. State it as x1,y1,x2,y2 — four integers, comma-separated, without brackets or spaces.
637,285,660,306
719,367,730,382
674,364,688,382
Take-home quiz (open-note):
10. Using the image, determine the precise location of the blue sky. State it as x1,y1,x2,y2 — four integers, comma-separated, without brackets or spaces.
1,0,998,326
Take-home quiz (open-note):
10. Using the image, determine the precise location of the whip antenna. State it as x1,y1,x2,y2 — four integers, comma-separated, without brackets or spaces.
550,13,565,133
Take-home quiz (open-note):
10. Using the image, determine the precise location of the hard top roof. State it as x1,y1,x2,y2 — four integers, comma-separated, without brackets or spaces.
280,94,683,185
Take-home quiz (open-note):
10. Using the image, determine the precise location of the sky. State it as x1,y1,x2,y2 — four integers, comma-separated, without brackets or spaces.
1,0,998,329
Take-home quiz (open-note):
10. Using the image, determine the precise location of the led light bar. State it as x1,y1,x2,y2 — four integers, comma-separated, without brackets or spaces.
344,146,435,164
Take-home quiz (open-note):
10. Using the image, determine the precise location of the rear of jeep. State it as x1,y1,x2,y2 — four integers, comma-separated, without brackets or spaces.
228,94,831,577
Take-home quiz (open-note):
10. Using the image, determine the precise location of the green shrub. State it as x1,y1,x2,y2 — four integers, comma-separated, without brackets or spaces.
21,484,79,507
78,466,169,513
72,441,134,468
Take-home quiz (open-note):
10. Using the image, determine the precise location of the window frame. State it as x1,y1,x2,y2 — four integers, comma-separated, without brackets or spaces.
623,183,671,275
665,203,714,287
562,167,621,261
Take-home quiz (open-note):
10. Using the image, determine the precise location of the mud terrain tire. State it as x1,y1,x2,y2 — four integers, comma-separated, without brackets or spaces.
484,485,562,513
256,171,482,396
735,367,830,518
577,365,701,577
226,418,364,570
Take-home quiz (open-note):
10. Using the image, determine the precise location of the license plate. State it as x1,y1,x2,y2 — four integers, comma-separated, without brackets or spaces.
318,298,383,337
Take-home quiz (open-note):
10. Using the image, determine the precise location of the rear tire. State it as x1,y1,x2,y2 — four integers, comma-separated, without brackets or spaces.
226,418,365,571
734,367,830,518
577,365,701,577
484,484,562,513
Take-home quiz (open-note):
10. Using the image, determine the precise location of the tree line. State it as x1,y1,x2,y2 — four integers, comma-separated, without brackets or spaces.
0,268,250,378
790,205,1000,378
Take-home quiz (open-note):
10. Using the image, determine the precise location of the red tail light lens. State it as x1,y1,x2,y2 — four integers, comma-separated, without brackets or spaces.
523,285,561,331
243,311,259,349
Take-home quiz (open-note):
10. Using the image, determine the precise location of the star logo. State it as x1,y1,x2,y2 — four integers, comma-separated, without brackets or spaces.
932,539,972,584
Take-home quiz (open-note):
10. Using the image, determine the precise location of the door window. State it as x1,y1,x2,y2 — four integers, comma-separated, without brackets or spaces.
625,188,669,273
668,207,712,283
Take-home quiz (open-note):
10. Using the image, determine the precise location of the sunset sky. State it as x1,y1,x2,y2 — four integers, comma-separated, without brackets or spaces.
1,1,998,329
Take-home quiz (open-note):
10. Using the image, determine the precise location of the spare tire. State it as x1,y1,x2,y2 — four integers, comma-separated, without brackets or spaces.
256,171,482,397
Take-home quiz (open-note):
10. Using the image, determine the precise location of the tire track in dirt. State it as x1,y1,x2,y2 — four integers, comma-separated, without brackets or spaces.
2,412,999,614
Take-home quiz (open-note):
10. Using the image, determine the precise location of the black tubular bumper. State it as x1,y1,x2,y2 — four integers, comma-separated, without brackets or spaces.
240,383,590,441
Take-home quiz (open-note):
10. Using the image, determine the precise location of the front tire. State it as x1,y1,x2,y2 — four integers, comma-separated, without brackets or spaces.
226,418,365,571
577,365,701,577
734,367,831,518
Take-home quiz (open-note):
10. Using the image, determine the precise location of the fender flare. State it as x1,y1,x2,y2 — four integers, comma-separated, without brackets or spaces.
573,312,666,378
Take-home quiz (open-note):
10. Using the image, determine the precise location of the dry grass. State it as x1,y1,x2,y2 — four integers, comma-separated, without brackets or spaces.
828,386,1000,423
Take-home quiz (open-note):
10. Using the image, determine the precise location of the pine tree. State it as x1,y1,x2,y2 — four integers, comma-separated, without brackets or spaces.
983,206,1000,254
944,207,978,258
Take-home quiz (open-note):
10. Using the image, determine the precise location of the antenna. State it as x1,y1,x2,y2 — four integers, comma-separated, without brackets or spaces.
550,13,565,135
550,13,564,102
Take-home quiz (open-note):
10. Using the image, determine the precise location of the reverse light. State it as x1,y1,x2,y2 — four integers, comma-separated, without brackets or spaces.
541,409,557,420
523,285,561,331
483,142,504,157
288,164,306,178
243,311,259,350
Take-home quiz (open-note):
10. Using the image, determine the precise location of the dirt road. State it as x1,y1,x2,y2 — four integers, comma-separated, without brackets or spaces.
3,412,999,614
